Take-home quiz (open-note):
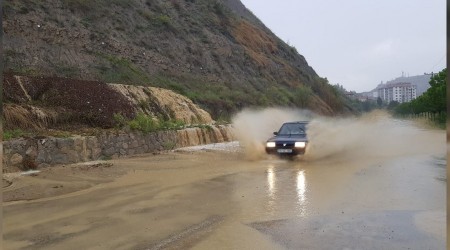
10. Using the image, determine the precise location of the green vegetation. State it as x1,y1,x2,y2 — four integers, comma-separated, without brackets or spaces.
63,0,96,10
332,84,379,113
113,113,128,128
128,113,160,133
114,113,185,134
162,141,176,150
154,15,171,26
11,67,40,76
196,124,213,131
3,129,27,141
393,68,446,125
95,53,150,84
212,1,226,17
147,73,345,121
159,119,186,130
50,131,73,138
63,0,131,11
53,64,79,78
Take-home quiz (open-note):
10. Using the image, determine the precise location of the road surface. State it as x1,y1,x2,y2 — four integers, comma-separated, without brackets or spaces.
3,119,446,249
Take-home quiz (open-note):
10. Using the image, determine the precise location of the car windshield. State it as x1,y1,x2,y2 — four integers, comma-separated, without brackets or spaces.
278,123,306,135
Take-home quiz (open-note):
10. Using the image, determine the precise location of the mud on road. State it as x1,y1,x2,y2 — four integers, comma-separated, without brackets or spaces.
3,112,446,249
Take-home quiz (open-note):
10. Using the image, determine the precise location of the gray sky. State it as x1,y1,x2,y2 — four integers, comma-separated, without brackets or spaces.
240,0,446,92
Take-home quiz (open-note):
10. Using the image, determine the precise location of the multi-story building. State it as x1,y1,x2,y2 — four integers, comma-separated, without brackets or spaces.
377,82,417,103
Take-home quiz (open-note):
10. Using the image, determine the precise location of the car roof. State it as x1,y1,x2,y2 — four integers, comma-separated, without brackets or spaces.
282,121,309,124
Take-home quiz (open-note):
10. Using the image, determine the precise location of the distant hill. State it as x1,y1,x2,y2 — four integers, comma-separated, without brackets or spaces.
3,0,353,119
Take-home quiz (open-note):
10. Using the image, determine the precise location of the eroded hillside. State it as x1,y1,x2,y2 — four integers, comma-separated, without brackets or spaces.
3,0,352,118
3,74,213,131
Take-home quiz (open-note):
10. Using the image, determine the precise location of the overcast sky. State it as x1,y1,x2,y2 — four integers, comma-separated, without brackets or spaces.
240,0,446,92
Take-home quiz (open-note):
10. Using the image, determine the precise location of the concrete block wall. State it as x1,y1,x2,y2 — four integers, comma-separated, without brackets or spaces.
3,125,234,172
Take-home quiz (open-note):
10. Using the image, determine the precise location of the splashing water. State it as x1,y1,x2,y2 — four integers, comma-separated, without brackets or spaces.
232,108,445,162
232,108,315,160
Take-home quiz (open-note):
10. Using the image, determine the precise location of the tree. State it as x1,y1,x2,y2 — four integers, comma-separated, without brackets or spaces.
387,100,399,110
426,68,446,114
393,68,446,124
429,69,446,87
377,97,382,107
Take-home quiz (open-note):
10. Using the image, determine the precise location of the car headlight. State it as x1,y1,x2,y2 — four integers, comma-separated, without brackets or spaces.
295,142,306,148
266,142,276,148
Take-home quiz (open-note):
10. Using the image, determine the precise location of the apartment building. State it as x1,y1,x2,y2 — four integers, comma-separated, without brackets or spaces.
377,82,417,103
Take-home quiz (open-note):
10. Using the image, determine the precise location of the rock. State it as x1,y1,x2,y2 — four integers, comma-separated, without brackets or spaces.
104,147,116,157
10,153,23,165
25,146,38,158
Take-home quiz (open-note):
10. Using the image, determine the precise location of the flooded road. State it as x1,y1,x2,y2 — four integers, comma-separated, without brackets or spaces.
3,115,446,249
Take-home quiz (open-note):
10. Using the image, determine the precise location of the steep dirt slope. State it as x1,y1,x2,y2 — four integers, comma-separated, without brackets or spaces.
3,0,352,118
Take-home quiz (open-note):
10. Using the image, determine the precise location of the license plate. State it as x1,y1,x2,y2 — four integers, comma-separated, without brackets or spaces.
277,149,292,153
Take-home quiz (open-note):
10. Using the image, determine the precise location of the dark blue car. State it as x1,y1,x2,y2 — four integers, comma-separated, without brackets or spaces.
265,121,309,156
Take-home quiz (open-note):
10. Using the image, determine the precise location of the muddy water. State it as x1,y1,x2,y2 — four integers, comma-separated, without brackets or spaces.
3,113,446,249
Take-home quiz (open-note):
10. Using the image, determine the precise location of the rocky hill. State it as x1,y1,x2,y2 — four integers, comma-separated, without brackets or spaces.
3,0,352,119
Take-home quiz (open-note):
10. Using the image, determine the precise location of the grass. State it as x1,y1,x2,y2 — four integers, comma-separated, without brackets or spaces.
95,53,150,84
63,0,99,11
154,15,171,26
162,141,176,150
13,67,40,76
63,0,132,11
196,124,213,131
51,131,73,138
114,113,186,134
127,113,159,133
53,64,79,78
3,129,28,141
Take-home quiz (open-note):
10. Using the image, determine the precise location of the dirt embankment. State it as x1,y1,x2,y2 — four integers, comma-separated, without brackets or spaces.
109,84,212,124
3,74,213,130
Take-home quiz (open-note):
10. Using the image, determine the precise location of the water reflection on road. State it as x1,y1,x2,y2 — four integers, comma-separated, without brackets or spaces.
296,170,307,215
264,163,309,218
266,165,276,215
266,165,276,199
250,150,445,249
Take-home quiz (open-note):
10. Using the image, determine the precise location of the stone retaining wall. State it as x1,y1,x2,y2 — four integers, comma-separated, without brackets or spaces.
3,125,234,172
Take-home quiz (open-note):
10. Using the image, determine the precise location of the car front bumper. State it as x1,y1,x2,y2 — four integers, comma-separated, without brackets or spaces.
265,147,306,155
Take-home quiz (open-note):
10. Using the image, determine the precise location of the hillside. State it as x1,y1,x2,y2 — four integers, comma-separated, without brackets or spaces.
3,0,352,119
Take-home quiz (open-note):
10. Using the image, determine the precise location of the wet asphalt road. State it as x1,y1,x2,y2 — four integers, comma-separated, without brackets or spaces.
3,147,446,250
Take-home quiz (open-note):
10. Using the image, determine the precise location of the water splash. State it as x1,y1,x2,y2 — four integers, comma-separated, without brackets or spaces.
232,108,445,162
232,108,314,160
304,110,445,162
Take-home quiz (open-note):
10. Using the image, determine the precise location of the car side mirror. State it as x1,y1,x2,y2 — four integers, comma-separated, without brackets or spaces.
273,132,278,135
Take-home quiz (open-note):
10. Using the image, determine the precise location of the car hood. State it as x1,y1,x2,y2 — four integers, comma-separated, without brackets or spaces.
267,134,308,143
